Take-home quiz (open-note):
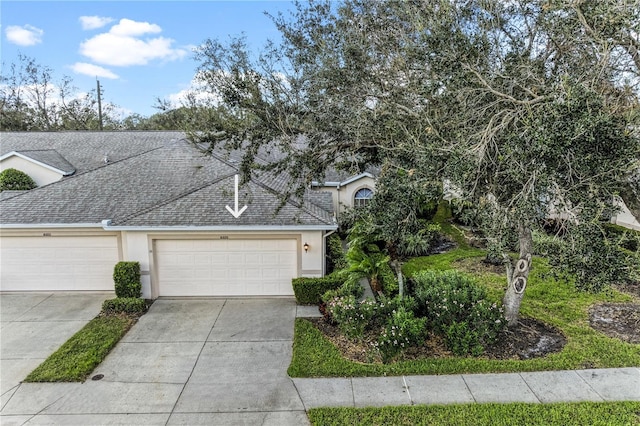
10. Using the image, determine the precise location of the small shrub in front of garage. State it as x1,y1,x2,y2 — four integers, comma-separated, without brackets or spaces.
113,261,141,298
102,297,147,316
293,272,345,304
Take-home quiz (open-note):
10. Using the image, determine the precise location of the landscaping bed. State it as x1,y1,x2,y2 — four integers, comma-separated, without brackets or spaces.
290,251,640,377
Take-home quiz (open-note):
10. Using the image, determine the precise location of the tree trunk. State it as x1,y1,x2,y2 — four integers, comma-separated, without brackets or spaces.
390,260,404,297
503,224,533,328
370,276,382,293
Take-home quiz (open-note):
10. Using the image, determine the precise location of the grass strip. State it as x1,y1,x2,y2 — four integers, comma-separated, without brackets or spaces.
308,402,640,426
25,314,136,382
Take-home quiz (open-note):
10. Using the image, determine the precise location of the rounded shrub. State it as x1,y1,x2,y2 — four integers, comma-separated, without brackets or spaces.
0,168,36,192
113,261,141,298
412,270,505,356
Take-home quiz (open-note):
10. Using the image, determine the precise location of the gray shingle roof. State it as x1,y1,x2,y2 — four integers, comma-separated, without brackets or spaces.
0,132,335,228
0,131,182,174
13,149,76,175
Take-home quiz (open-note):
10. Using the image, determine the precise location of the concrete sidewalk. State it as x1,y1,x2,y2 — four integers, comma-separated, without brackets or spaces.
293,368,640,409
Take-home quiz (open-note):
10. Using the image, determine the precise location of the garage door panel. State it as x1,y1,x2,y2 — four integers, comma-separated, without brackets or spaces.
156,239,297,296
0,236,119,291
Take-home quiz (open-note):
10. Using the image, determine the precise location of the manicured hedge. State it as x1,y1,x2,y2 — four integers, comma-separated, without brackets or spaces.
102,297,147,315
293,273,345,304
113,261,141,298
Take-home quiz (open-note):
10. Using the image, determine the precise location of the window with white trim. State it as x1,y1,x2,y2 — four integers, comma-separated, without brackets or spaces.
354,188,373,208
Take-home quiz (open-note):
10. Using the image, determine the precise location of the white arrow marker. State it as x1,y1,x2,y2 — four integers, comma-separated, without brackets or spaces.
225,174,248,218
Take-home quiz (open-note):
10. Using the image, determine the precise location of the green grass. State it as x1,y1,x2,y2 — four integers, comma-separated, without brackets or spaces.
25,314,136,382
308,402,640,426
289,249,639,377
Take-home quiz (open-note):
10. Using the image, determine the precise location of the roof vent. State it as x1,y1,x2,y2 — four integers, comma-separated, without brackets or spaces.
103,155,109,164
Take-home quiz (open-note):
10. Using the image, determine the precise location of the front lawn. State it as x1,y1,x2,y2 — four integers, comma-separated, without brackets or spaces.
25,314,137,382
308,402,640,426
289,248,639,377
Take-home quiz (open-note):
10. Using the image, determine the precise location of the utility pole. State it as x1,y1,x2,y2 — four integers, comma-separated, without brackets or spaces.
96,78,103,131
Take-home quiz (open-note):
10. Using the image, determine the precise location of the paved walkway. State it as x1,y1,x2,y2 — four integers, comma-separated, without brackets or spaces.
1,296,638,426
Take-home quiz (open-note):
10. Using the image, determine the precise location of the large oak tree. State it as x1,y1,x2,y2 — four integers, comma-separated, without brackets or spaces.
191,0,639,326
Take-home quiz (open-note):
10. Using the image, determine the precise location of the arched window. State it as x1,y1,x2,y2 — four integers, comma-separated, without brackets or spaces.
354,188,373,208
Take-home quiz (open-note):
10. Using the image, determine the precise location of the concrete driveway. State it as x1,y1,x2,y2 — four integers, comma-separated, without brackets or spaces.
1,297,308,425
0,293,111,401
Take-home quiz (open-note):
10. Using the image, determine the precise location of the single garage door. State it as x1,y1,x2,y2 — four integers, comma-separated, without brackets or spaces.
0,235,119,291
155,239,297,296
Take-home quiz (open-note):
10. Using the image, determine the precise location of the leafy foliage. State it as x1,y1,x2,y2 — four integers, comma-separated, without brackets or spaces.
1,54,122,131
0,168,36,192
102,298,148,315
412,270,505,356
293,273,345,304
375,306,426,361
552,221,640,292
326,233,348,272
188,0,640,325
112,261,141,298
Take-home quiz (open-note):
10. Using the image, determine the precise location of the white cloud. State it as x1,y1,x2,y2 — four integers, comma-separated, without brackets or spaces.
109,18,161,36
5,24,43,46
71,62,119,79
79,16,114,30
79,18,187,67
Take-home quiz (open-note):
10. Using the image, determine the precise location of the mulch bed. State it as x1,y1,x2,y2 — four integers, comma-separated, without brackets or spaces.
308,315,567,364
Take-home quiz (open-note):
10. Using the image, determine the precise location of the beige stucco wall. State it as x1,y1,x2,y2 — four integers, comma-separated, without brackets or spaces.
320,176,376,221
0,156,63,187
121,230,327,299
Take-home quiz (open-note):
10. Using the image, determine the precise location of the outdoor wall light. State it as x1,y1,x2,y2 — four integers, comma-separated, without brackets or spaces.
304,242,310,252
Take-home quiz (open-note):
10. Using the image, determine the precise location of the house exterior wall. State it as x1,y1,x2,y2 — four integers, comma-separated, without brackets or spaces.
320,176,376,221
0,156,63,187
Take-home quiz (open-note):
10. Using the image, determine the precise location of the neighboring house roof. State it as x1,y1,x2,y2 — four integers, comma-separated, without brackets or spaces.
0,150,76,175
314,171,377,188
0,131,181,174
0,132,335,229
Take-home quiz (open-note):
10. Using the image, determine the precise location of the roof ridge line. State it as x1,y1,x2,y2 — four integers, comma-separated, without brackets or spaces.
200,151,332,225
247,172,334,225
114,172,239,225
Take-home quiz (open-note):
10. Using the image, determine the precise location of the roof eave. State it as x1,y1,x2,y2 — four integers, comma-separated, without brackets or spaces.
101,224,338,232
0,151,75,176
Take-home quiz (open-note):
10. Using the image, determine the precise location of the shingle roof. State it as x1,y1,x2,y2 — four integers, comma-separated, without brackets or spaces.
11,149,76,175
0,132,335,228
0,131,181,174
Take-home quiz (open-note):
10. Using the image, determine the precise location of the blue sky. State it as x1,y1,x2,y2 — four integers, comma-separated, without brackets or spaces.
1,1,298,117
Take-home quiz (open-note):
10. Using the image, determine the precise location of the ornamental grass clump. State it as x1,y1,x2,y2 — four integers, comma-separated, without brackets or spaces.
412,270,505,356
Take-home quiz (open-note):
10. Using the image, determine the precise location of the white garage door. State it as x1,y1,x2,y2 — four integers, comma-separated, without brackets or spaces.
156,239,297,296
0,235,119,291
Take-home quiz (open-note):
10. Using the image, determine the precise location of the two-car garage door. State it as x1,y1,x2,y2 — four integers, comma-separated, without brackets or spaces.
155,239,298,297
0,235,119,292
